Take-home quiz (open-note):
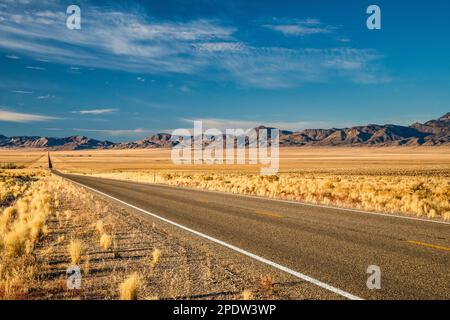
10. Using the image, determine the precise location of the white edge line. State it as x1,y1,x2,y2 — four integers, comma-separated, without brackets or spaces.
56,172,364,301
68,172,450,226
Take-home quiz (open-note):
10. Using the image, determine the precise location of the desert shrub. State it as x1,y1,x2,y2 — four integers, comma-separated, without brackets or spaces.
100,233,112,251
68,239,82,265
119,273,141,300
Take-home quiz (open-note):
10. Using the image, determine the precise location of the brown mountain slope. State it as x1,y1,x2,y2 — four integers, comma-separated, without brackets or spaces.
0,135,114,150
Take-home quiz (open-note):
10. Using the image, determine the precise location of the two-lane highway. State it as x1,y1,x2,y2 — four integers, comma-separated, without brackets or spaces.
55,171,449,300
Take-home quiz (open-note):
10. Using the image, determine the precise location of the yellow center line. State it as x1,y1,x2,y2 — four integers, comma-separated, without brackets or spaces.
407,240,450,252
255,211,285,219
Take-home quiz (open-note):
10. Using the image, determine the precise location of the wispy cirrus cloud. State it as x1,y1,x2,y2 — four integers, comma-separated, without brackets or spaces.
37,94,54,100
25,66,46,71
180,117,332,131
11,90,33,94
0,1,234,74
197,46,389,88
193,42,246,53
73,128,151,136
0,108,58,122
0,1,389,88
71,108,118,115
263,18,335,36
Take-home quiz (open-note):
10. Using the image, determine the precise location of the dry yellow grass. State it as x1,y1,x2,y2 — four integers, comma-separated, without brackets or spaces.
32,146,449,174
260,275,274,292
0,169,53,298
95,219,104,234
68,239,82,265
0,150,47,169
0,165,303,300
1,148,448,299
119,273,141,300
1,175,52,257
36,147,450,220
100,233,112,251
83,256,90,276
242,289,253,300
87,170,450,220
0,170,41,206
149,248,161,274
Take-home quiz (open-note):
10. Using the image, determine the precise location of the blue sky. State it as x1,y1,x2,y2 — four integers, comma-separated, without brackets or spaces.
0,0,449,141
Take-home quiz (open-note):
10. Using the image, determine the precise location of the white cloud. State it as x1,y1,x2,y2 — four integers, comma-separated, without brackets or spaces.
11,90,33,94
263,19,335,36
73,128,151,136
265,24,332,36
0,2,235,74
25,66,46,70
337,38,351,43
0,109,58,122
0,1,389,88
6,54,20,59
180,117,332,131
204,47,387,88
179,85,191,92
71,108,118,115
37,94,54,99
194,42,246,52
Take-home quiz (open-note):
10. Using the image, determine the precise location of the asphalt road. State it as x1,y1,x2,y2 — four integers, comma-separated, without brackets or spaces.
54,171,449,300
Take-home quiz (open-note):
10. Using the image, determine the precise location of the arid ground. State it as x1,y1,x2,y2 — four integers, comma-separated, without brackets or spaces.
2,147,447,174
2,169,325,300
1,147,449,299
44,147,450,220
2,147,449,219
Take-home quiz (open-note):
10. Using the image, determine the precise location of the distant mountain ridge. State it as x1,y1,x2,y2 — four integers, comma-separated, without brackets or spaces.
278,113,449,146
0,135,114,150
1,113,449,150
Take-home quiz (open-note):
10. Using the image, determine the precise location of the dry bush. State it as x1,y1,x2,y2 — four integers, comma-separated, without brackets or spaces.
3,228,29,257
56,235,65,244
95,219,104,234
0,170,39,206
0,265,35,299
0,207,16,233
149,248,161,274
242,289,253,300
1,173,52,258
64,210,72,220
119,273,142,300
100,233,112,251
83,256,90,275
68,239,82,265
112,238,120,258
260,275,274,292
0,162,25,169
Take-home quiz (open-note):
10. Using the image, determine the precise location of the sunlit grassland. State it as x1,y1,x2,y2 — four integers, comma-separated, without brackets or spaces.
0,170,52,298
2,147,450,220
44,147,450,221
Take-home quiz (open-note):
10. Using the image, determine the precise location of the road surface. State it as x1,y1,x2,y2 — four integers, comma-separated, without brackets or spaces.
54,171,449,300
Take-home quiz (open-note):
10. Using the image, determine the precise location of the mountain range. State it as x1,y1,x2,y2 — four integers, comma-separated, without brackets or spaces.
0,113,449,150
